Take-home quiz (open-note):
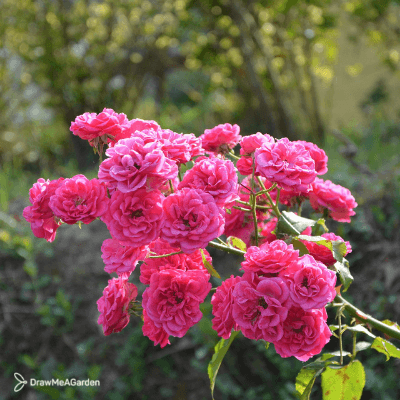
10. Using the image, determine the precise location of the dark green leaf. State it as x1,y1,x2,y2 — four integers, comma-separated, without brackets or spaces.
371,337,400,361
333,260,354,292
291,239,310,256
278,211,317,236
321,360,365,400
208,331,240,399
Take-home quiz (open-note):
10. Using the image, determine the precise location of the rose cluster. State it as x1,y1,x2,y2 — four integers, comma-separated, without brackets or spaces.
23,108,357,362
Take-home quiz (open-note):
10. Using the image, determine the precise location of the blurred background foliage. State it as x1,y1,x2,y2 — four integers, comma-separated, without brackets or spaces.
1,0,400,399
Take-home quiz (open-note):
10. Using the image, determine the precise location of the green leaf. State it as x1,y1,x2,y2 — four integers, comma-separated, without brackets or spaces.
277,211,317,236
23,261,38,278
371,337,400,361
208,331,240,399
226,236,247,252
346,325,376,339
291,238,310,256
321,360,366,400
355,341,372,352
333,260,354,292
200,249,221,279
265,342,270,350
295,368,318,399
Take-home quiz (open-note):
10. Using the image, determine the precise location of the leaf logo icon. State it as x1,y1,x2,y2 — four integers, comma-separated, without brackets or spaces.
14,373,27,392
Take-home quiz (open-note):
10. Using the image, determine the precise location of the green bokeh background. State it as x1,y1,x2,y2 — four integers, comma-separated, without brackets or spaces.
1,1,400,399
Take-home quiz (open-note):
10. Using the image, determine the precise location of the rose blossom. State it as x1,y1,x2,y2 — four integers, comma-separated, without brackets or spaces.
301,232,352,266
160,188,225,254
255,138,316,192
101,188,164,248
109,118,160,145
211,275,242,339
294,140,328,175
142,269,211,337
237,133,275,176
70,108,129,143
23,177,65,242
101,239,149,275
273,307,332,361
140,239,211,284
200,123,241,155
309,178,358,223
98,136,178,193
241,240,300,276
280,254,337,310
142,309,171,348
232,276,290,342
49,174,109,225
97,275,137,335
178,157,239,207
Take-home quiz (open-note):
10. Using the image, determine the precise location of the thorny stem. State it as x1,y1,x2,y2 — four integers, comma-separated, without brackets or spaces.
208,241,246,257
233,205,252,212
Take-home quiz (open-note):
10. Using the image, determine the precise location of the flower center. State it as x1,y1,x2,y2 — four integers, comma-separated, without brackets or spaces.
301,277,309,289
74,197,85,206
131,209,143,218
258,297,268,309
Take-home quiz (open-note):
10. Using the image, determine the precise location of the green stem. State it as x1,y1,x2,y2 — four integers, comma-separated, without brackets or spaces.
235,199,272,210
169,180,174,193
352,332,357,360
178,165,183,181
338,313,343,365
148,251,183,259
334,294,400,341
228,151,240,161
233,205,252,212
208,241,246,257
250,156,259,246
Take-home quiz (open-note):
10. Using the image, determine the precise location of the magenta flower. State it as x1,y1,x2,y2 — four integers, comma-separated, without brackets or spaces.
160,188,225,254
178,157,239,207
142,269,211,337
237,133,275,175
241,240,300,276
273,307,332,361
140,239,211,284
142,309,171,348
255,138,316,192
301,232,352,266
201,123,241,155
97,275,138,335
49,175,109,225
23,177,65,242
280,254,337,310
232,276,290,342
211,275,242,339
98,136,178,193
101,239,149,275
294,140,328,175
101,188,164,248
309,178,358,223
109,118,160,145
70,108,129,143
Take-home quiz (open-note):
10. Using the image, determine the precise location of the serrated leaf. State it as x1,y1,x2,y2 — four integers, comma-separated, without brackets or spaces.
278,211,317,236
321,360,365,400
333,260,354,292
208,331,240,399
200,249,221,279
355,341,372,352
291,239,310,256
226,236,247,252
347,325,376,339
296,236,347,262
371,337,400,361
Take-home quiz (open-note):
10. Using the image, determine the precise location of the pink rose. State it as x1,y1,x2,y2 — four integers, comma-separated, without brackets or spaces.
178,157,239,207
142,309,171,348
97,275,138,335
101,239,149,275
301,232,352,266
70,108,129,143
49,175,109,225
142,269,211,337
160,188,225,254
232,276,290,342
309,178,357,223
109,118,160,145
273,307,332,361
294,140,328,175
255,138,316,192
140,239,211,284
98,136,178,194
237,133,275,175
23,177,65,242
101,188,164,248
201,123,241,155
241,240,300,276
280,254,337,310
211,275,242,339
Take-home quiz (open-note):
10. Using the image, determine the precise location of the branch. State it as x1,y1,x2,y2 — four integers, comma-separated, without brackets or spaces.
208,241,246,257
